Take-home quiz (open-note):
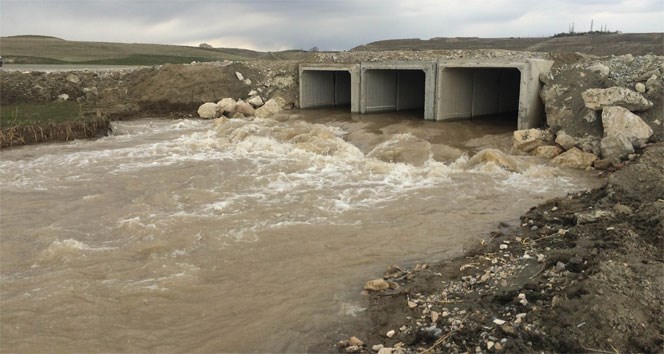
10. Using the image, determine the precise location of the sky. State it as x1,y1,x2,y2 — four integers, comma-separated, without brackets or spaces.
1,0,662,51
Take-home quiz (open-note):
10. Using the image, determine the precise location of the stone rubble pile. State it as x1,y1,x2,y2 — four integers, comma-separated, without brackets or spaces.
516,53,663,169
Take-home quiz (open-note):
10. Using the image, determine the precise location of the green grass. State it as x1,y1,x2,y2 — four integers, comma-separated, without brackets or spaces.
0,102,90,128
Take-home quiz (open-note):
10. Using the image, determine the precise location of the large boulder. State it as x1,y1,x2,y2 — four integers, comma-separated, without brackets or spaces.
217,98,236,115
197,102,221,119
255,97,286,118
552,147,598,169
602,106,653,147
234,99,255,117
581,87,653,111
513,129,552,153
601,135,634,162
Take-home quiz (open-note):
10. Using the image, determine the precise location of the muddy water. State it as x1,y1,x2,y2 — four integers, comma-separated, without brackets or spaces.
0,110,603,353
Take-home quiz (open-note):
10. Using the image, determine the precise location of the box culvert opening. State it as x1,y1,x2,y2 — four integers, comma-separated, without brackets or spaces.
363,69,426,116
299,70,352,109
438,67,521,128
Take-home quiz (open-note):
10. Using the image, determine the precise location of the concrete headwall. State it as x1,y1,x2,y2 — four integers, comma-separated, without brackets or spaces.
299,58,553,129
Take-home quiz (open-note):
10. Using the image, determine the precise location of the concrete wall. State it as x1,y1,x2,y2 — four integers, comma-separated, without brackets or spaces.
299,64,360,112
437,59,553,129
361,62,437,120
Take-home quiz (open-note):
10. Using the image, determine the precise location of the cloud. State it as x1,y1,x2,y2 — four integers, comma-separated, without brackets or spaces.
1,0,662,51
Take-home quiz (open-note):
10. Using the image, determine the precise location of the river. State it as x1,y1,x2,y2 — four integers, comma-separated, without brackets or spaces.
0,110,603,352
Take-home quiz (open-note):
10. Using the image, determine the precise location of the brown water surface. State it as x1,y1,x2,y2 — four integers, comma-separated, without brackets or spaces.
0,110,603,352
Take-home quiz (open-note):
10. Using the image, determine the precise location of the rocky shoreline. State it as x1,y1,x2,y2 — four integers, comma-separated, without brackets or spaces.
335,143,663,354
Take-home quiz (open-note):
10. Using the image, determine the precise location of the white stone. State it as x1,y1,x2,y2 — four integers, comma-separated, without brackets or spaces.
555,131,577,151
243,79,252,85
601,135,634,161
635,82,646,93
248,89,258,96
581,86,653,111
372,344,384,352
493,319,506,325
217,98,236,114
57,93,69,101
197,102,221,119
552,147,598,169
235,71,244,81
66,74,80,84
467,149,519,172
385,330,395,338
246,95,264,108
255,97,285,119
513,129,552,153
377,348,393,354
602,106,653,148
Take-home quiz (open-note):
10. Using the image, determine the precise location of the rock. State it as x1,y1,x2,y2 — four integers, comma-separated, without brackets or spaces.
581,87,653,111
57,93,69,101
255,98,285,118
555,131,577,151
386,330,395,338
243,79,252,86
501,324,517,336
407,300,417,309
601,135,634,161
377,348,394,354
345,345,361,353
467,149,519,172
601,106,653,148
246,95,264,108
66,74,80,84
372,344,384,352
493,319,507,325
430,311,439,323
613,203,633,216
576,210,614,224
513,129,552,152
552,147,598,169
593,159,613,170
495,342,503,351
645,75,661,92
577,136,601,155
248,89,258,96
234,99,255,117
586,63,610,77
487,341,495,350
364,279,389,291
349,336,364,347
532,145,563,159
235,72,244,81
197,102,221,119
635,83,646,93
231,112,246,119
555,261,566,272
217,98,236,114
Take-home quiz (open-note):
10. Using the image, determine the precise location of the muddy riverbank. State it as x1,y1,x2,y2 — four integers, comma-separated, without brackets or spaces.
334,143,664,354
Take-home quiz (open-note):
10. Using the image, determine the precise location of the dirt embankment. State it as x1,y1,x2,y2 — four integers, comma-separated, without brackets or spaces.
336,144,664,354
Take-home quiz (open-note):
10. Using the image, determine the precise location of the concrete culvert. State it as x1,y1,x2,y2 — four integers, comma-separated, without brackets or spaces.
299,64,360,112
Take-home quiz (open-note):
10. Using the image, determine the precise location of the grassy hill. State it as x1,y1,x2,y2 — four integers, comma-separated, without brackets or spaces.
352,33,664,56
0,35,311,65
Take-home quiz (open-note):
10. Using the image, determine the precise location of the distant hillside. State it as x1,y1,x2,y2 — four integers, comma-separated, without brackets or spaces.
352,33,664,56
0,36,312,65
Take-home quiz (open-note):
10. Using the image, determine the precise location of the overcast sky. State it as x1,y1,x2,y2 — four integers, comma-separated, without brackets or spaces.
1,0,662,51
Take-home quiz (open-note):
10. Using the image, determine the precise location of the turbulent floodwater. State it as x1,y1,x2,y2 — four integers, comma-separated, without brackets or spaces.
0,110,603,352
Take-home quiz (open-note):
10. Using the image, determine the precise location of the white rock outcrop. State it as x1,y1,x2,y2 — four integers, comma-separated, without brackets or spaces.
581,87,653,111
601,106,653,148
197,102,221,119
